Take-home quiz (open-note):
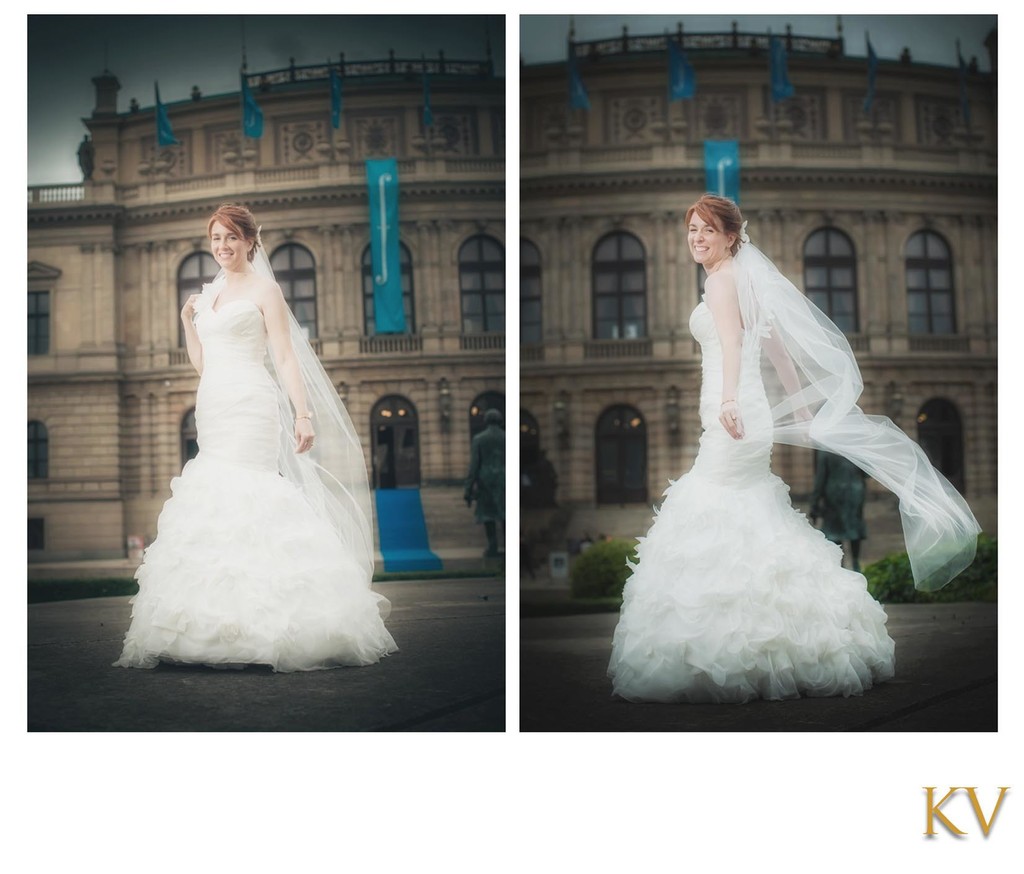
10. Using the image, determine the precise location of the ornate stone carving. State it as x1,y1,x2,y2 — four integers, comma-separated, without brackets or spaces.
769,89,826,140
139,135,191,177
279,119,327,164
842,92,900,141
350,113,402,159
915,97,961,146
428,110,479,155
608,94,664,144
696,91,745,140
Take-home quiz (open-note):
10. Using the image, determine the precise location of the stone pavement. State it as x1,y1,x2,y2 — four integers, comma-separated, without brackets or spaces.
28,578,505,732
521,602,996,731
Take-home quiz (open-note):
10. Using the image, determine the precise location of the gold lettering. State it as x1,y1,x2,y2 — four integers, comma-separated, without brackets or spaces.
924,787,966,836
963,787,1010,836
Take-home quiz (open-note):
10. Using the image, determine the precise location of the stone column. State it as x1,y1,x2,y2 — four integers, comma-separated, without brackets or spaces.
317,226,337,338
79,244,96,347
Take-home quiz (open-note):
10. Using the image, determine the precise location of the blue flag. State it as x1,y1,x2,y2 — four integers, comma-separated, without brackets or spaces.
366,159,405,334
422,65,433,128
668,39,696,101
769,35,795,103
241,73,263,138
567,45,590,110
863,37,879,114
704,140,740,203
958,44,971,127
330,67,342,130
155,82,179,147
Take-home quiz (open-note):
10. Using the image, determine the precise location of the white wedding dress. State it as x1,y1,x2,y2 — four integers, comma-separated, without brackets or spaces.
607,298,895,703
114,298,397,672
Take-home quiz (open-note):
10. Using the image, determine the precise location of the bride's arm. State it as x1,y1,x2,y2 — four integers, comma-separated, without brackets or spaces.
261,281,315,453
704,270,745,439
705,271,743,401
180,294,203,374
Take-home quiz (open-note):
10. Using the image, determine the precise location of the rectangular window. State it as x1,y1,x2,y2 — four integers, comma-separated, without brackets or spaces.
28,518,44,550
28,290,50,355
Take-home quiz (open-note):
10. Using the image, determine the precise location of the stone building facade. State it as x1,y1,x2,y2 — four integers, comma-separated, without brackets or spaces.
520,28,996,556
29,57,504,570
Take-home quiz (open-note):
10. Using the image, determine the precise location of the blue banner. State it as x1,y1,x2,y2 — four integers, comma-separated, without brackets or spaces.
958,44,971,127
704,140,740,203
567,45,590,111
422,65,433,127
668,39,696,101
154,82,179,147
366,158,405,334
862,37,879,114
241,73,263,138
330,68,342,130
770,35,795,103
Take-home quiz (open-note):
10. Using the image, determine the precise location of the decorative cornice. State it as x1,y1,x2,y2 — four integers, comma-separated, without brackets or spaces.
28,180,503,229
521,167,996,199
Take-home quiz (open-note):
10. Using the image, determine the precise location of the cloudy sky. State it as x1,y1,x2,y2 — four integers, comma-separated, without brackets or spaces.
27,14,504,185
520,14,996,70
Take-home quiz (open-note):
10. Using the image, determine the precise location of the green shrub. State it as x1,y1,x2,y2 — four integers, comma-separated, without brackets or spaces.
864,534,997,604
570,539,638,599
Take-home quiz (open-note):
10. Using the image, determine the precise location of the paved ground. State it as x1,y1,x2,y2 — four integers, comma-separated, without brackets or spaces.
28,578,505,732
521,602,996,731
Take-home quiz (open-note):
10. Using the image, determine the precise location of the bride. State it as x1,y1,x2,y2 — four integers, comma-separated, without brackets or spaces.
114,204,397,672
607,195,980,704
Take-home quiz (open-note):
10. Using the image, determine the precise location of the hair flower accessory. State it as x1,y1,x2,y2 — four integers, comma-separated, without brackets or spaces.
255,225,264,250
739,220,750,244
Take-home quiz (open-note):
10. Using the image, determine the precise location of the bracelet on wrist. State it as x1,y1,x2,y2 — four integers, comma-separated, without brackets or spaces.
296,413,312,421
720,399,736,406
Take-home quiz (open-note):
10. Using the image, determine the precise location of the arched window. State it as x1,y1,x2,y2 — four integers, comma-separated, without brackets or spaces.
28,420,48,479
595,405,647,504
804,228,858,333
917,398,965,493
271,244,318,338
593,232,646,339
520,409,541,467
459,235,505,333
181,408,199,466
520,239,542,344
28,290,50,355
906,231,955,334
469,392,505,441
361,243,416,335
521,408,556,509
371,395,420,489
177,252,219,346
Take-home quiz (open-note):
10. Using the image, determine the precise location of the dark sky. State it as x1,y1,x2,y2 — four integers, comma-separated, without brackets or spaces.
521,14,996,70
28,14,505,185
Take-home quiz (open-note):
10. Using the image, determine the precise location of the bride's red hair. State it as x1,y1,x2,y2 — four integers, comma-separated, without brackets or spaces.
207,203,259,262
685,195,744,255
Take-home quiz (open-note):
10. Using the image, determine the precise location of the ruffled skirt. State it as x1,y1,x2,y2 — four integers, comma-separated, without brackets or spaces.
114,454,397,672
608,430,894,704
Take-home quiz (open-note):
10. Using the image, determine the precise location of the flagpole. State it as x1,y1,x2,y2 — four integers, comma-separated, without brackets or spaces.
328,57,335,162
239,16,248,163
768,30,777,141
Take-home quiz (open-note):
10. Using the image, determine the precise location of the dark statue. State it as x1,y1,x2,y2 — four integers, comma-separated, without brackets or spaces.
465,408,505,557
810,451,868,572
77,135,95,180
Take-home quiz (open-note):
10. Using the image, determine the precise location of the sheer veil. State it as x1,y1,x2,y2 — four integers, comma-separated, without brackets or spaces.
732,239,981,591
200,236,376,583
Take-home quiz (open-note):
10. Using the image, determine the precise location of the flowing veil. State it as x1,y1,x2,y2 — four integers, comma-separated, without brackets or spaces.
200,238,376,583
732,239,981,591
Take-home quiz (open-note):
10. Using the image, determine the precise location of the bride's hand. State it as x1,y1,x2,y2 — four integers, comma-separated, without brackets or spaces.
181,294,202,322
720,400,744,440
294,416,316,454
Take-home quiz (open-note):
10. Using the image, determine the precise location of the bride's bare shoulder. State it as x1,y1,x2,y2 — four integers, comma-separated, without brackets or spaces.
703,265,737,298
